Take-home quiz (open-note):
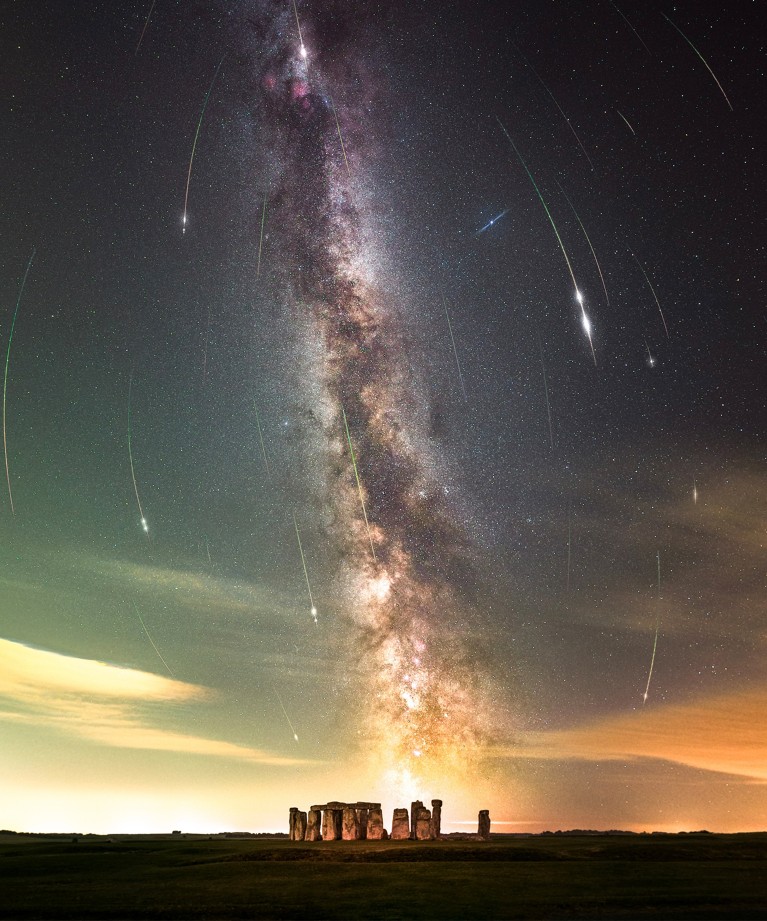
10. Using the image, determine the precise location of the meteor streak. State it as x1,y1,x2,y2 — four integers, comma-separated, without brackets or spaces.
631,250,669,338
616,109,636,135
536,329,554,449
329,97,351,177
273,685,299,742
342,407,377,562
254,404,270,476
135,0,156,54
510,41,594,171
127,374,150,538
292,512,317,624
442,296,467,401
607,0,652,55
662,13,733,111
497,119,596,364
3,247,35,517
642,551,662,704
133,602,174,677
292,0,307,59
566,504,572,593
476,208,509,235
693,476,698,504
556,180,610,308
182,54,226,234
256,194,267,278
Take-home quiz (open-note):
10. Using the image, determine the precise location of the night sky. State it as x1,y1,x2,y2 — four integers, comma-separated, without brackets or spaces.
2,0,766,835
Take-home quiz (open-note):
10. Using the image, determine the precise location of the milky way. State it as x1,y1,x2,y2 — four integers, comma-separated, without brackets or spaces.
238,0,495,792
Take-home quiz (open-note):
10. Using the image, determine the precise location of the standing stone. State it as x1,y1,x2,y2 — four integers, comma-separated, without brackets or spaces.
391,808,410,840
295,811,308,841
322,809,338,841
367,807,385,840
288,807,299,841
306,809,322,841
342,807,360,840
430,800,442,839
478,809,491,840
410,801,424,839
356,808,369,839
415,806,432,840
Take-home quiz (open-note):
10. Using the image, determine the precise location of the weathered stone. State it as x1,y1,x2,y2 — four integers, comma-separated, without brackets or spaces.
305,809,322,841
391,807,410,840
478,809,491,840
366,807,385,840
430,800,442,839
288,807,299,841
410,800,423,839
322,808,341,841
356,808,369,839
342,807,360,840
295,810,307,841
415,806,432,840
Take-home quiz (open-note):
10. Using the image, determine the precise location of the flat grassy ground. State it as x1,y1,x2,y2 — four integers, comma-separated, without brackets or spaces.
2,832,766,919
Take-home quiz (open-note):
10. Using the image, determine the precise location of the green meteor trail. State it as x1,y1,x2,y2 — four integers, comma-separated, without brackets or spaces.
3,247,35,517
342,406,377,562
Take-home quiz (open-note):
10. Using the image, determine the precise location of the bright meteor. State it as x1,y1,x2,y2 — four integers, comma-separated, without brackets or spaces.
292,512,317,625
182,55,226,234
497,119,596,365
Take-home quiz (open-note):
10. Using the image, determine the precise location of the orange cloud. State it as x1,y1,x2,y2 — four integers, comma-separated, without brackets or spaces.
507,684,767,781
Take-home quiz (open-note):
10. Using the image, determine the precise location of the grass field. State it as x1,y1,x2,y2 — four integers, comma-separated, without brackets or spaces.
2,832,766,919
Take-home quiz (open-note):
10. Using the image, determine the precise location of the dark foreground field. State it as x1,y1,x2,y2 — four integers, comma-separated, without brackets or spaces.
2,832,767,920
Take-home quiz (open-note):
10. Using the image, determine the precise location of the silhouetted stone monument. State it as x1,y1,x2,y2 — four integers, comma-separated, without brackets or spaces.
390,807,410,839
410,800,423,839
415,804,432,840
342,806,360,840
430,799,442,839
367,806,386,840
306,809,322,841
478,809,491,840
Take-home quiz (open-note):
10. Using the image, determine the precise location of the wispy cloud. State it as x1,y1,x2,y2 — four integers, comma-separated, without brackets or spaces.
0,638,316,766
501,683,767,781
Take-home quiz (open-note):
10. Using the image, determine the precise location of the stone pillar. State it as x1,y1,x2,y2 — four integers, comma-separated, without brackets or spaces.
342,807,360,840
367,807,385,840
322,809,338,841
356,808,369,839
295,811,307,841
415,805,432,840
410,800,423,839
478,809,491,840
430,800,442,839
391,808,410,840
306,809,322,841
288,807,299,840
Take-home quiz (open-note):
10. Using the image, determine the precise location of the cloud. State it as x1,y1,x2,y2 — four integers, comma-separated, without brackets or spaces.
0,638,315,766
502,682,767,781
